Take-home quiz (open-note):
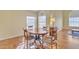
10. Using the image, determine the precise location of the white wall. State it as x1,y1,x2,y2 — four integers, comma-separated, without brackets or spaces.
0,10,36,40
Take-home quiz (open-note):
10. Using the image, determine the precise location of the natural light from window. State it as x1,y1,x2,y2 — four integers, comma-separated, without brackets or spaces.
26,16,47,32
69,17,79,27
38,16,47,31
26,16,36,31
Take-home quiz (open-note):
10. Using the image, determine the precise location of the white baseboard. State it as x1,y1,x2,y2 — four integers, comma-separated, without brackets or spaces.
0,34,23,41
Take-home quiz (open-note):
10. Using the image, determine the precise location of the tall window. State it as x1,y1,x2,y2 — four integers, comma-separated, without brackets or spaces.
26,16,36,31
26,16,47,31
69,17,79,27
38,16,47,31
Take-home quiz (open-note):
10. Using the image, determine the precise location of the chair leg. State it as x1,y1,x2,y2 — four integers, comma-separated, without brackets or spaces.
51,37,57,49
55,42,57,49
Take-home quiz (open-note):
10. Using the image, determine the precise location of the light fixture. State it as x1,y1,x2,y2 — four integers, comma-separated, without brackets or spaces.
50,15,55,27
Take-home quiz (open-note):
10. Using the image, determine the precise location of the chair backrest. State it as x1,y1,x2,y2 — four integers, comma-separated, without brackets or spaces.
28,26,33,31
43,26,47,31
24,29,30,40
49,27,57,35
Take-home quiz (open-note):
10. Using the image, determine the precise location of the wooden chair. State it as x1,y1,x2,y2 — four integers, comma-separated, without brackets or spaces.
49,27,57,49
24,29,29,48
28,26,33,30
24,29,37,49
28,26,35,39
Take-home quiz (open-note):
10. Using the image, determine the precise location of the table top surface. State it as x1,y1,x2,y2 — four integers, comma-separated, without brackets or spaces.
28,30,48,35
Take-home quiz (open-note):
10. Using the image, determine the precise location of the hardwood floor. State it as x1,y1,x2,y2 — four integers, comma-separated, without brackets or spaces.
0,30,79,49
0,36,22,49
58,30,79,49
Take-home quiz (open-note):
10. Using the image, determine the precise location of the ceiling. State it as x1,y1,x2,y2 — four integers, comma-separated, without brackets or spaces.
31,10,64,16
32,10,79,17
31,10,72,16
69,10,79,17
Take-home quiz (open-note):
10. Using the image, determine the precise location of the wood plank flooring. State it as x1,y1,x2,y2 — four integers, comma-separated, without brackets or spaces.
0,30,79,49
0,36,22,49
57,30,79,49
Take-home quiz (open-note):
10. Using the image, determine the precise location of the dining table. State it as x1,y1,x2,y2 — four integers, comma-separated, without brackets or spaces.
28,30,48,48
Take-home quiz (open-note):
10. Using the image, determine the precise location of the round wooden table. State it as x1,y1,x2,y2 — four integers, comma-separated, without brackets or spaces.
28,31,48,48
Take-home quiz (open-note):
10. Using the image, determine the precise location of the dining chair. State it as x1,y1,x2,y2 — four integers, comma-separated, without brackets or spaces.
24,29,30,48
49,27,57,48
28,26,35,39
42,26,47,31
28,26,33,30
24,29,37,49
42,27,57,49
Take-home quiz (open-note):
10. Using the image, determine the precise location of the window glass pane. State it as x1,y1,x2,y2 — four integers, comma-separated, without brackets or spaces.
26,16,36,31
69,17,79,27
38,16,46,31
